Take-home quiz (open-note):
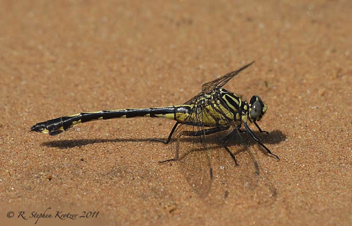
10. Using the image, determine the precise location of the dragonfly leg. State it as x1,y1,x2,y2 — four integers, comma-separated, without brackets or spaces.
185,126,229,137
159,141,180,164
159,126,230,163
221,129,239,166
157,122,181,163
151,122,179,144
244,122,279,160
254,121,269,134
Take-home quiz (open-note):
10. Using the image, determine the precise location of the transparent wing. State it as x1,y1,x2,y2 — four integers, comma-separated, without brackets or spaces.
184,91,203,105
201,61,254,93
171,123,212,197
184,62,254,105
219,129,278,206
170,97,236,197
166,105,277,203
168,104,221,197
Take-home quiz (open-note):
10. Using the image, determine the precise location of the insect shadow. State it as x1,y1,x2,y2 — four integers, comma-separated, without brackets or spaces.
41,129,286,200
41,129,286,154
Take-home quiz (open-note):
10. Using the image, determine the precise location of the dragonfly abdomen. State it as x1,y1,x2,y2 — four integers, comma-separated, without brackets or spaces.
31,106,190,136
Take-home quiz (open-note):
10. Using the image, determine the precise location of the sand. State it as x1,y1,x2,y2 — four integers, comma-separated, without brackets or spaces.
1,0,351,225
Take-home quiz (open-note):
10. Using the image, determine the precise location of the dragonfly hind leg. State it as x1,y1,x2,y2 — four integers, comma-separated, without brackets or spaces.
151,122,180,144
158,125,229,164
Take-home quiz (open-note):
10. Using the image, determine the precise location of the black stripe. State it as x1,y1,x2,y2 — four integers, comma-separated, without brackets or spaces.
62,116,75,130
210,99,232,123
224,95,240,110
203,102,222,126
102,110,128,119
173,105,176,120
81,112,103,122
150,107,175,117
47,117,65,132
122,107,175,118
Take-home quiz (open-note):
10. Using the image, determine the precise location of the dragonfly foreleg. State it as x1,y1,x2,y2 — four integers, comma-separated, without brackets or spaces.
254,121,269,134
244,122,279,160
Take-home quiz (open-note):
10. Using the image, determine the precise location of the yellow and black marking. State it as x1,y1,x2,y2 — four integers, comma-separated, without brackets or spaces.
31,106,191,136
31,62,279,187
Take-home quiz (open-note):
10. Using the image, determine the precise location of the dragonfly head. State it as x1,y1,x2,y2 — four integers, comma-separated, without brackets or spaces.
249,95,267,121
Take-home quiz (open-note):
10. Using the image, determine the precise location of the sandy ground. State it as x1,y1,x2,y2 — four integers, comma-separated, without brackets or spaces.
1,0,351,225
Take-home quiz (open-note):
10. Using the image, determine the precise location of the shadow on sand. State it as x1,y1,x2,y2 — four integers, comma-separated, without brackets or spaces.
41,129,286,150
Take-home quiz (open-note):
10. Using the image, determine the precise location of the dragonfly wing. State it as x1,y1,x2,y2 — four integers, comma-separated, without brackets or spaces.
170,104,217,197
201,61,254,93
217,129,278,206
185,62,254,105
184,92,202,105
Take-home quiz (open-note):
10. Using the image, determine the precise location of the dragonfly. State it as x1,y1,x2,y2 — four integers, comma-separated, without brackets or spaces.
31,61,279,195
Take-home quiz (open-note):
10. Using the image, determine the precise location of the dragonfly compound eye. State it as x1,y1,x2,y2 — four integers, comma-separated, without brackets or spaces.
250,101,262,119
